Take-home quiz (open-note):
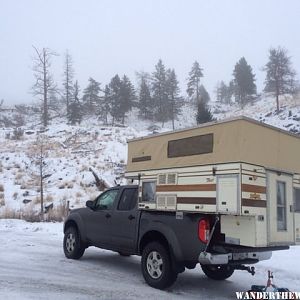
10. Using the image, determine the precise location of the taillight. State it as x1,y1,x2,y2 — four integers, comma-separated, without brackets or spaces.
198,219,210,243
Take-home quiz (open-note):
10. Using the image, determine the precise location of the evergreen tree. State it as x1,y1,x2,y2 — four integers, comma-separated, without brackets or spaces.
216,81,232,104
232,57,256,108
263,47,296,113
166,68,182,129
68,80,82,124
119,75,136,124
63,50,74,115
199,84,210,105
138,73,153,120
151,59,168,124
187,61,204,103
101,85,111,125
108,74,122,125
196,101,214,124
82,77,101,115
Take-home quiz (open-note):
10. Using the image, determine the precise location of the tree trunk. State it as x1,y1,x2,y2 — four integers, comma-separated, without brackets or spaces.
43,50,48,127
276,93,279,114
40,157,44,221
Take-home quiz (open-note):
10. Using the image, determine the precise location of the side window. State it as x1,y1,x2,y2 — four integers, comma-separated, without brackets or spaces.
277,181,287,231
142,181,156,202
118,189,138,211
95,189,119,210
294,188,300,212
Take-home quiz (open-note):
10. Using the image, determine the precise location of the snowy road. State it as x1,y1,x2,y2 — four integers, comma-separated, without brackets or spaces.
0,219,299,300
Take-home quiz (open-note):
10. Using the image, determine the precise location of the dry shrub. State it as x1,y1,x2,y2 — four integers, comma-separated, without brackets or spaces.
45,203,69,222
34,196,41,204
21,210,41,222
0,196,5,206
76,191,83,198
45,194,53,202
20,184,27,190
13,192,18,200
15,173,23,180
0,207,20,219
0,184,4,192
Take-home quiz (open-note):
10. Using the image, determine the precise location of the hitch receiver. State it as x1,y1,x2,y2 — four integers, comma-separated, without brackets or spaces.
235,265,255,276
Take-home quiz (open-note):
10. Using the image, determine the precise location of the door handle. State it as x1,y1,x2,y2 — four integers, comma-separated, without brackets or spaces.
105,213,111,218
128,215,135,220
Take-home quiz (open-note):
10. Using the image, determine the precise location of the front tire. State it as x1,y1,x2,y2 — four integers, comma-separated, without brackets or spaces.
63,226,85,259
141,241,177,289
201,264,234,280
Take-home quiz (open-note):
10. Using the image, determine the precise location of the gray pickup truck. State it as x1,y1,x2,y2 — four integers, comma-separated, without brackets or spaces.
63,185,287,289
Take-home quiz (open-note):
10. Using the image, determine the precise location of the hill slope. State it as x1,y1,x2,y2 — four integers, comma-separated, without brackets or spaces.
0,94,299,218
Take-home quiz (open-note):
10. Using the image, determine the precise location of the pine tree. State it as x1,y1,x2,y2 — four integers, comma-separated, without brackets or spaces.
166,68,182,129
119,75,136,124
216,81,232,104
187,61,204,103
263,47,296,113
63,50,74,115
138,73,153,120
68,81,82,125
108,74,122,125
151,59,168,124
101,85,111,125
82,77,101,115
232,57,256,108
196,101,214,124
199,85,210,105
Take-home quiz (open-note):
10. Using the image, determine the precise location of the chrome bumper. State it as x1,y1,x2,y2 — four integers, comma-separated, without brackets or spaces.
198,251,272,265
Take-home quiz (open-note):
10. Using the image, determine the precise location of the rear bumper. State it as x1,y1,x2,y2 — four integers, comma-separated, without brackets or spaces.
198,251,272,265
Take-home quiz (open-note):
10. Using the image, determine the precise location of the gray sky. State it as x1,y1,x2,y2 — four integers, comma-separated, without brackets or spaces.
1,0,300,104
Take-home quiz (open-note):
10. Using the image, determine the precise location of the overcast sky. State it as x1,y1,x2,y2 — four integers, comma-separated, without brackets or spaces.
1,0,300,104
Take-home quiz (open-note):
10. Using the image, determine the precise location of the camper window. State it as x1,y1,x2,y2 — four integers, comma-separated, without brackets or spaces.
142,181,156,202
277,181,287,231
294,188,300,212
167,134,213,158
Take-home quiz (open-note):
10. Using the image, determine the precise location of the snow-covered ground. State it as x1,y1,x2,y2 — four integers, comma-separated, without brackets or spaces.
0,219,299,300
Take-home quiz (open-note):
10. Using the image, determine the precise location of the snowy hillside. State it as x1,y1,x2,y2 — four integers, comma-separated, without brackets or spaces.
0,94,300,219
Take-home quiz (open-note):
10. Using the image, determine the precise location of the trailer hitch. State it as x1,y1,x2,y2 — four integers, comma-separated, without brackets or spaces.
235,265,255,276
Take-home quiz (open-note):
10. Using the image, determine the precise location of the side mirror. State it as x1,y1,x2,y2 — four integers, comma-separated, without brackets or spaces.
86,200,95,210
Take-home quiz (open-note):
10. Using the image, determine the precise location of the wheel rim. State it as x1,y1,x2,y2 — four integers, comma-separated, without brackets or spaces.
65,233,76,253
146,251,163,279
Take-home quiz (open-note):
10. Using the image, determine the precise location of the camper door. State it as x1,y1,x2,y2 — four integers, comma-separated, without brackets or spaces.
294,186,300,244
267,171,294,245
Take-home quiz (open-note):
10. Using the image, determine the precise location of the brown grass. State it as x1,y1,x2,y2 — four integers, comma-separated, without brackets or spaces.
45,205,68,222
0,184,4,192
0,207,20,219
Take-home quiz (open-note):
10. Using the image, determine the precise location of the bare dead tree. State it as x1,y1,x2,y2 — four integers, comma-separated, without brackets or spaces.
32,46,58,127
27,135,52,220
63,50,74,115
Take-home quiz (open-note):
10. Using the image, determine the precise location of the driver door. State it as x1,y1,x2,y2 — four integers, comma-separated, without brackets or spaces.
85,188,120,247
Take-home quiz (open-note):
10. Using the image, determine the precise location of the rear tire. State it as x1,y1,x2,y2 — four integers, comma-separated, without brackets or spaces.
63,226,85,259
141,241,177,289
201,264,234,280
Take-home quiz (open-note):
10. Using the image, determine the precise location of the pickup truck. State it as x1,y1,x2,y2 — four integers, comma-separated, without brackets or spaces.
63,185,287,289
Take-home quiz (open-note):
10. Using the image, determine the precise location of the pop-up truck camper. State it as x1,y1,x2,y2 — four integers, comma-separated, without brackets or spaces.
126,116,300,248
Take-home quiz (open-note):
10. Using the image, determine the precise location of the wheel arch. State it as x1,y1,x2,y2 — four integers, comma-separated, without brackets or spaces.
138,226,183,262
63,214,87,243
